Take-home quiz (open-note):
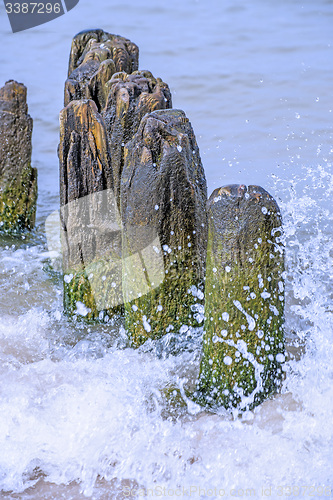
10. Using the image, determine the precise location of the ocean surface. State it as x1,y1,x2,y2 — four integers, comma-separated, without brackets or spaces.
0,0,332,498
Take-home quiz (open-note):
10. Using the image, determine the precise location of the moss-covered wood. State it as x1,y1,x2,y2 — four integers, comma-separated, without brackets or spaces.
195,184,285,411
121,109,208,347
59,99,122,319
0,80,37,232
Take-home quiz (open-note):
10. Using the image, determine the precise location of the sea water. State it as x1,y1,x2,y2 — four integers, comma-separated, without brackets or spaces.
0,0,332,498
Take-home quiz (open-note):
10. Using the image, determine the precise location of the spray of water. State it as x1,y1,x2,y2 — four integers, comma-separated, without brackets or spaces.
0,162,332,498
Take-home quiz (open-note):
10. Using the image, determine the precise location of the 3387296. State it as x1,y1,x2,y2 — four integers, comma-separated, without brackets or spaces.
5,3,61,14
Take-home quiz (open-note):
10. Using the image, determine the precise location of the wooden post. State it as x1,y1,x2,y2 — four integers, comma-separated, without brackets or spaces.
67,29,139,80
0,80,37,233
59,99,121,319
195,184,285,410
102,70,172,206
65,30,139,109
121,109,208,346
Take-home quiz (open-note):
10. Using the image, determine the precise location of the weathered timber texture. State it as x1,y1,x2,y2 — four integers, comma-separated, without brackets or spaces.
102,70,172,205
195,184,285,411
0,80,37,232
65,29,139,108
65,31,171,208
59,99,113,207
59,99,122,318
121,109,208,347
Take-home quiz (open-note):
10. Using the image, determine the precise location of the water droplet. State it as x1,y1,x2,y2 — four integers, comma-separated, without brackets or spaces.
223,356,233,366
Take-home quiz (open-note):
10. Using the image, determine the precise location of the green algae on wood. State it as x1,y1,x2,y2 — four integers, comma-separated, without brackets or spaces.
121,109,208,347
59,99,123,319
195,184,285,411
0,80,37,233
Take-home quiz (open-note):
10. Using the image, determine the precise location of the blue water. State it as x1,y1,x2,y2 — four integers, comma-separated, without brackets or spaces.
0,0,332,498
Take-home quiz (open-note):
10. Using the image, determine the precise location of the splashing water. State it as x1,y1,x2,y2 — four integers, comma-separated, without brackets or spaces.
0,161,332,499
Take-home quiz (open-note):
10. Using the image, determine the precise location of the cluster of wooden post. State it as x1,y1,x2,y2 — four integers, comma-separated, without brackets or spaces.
0,29,285,412
58,29,285,411
59,29,207,345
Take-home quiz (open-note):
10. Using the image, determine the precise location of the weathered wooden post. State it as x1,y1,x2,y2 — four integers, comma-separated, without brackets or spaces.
195,184,285,410
67,29,139,82
65,29,139,109
121,109,208,347
59,98,121,319
64,30,171,206
0,80,37,232
102,70,172,205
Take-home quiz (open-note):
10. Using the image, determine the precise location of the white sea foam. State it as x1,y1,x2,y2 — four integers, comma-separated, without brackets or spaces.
0,164,332,498
0,0,332,496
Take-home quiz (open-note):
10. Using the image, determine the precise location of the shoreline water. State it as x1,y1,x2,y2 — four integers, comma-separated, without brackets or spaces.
0,0,333,497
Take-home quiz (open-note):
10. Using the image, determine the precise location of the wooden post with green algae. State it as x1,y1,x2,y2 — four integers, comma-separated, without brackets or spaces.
195,184,285,411
121,109,208,347
0,80,37,233
59,98,122,320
